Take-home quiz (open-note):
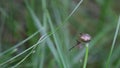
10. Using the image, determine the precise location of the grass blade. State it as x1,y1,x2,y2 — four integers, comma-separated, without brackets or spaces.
106,16,120,68
0,34,47,66
83,43,89,68
0,31,39,57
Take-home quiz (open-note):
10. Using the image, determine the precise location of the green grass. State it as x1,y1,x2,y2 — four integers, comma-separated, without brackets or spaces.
83,43,89,68
106,16,120,68
0,0,120,68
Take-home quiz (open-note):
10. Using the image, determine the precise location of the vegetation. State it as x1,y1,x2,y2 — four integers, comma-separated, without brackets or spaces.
0,0,120,68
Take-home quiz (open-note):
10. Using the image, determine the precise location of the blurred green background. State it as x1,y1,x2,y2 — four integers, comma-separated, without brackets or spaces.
0,0,120,68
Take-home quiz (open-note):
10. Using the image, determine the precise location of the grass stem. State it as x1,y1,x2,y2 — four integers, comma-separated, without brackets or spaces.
83,43,89,68
106,16,120,68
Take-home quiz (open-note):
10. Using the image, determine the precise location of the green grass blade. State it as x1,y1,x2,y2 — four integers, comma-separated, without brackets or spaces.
0,34,47,66
47,11,68,68
0,31,39,57
25,0,43,30
106,16,120,68
110,44,120,67
83,43,89,68
11,49,33,68
25,0,62,67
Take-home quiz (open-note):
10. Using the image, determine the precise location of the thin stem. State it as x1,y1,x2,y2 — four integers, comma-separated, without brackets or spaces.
69,44,78,51
11,46,36,68
11,50,33,68
106,16,120,68
47,0,83,35
83,43,89,68
0,34,47,66
0,31,39,57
